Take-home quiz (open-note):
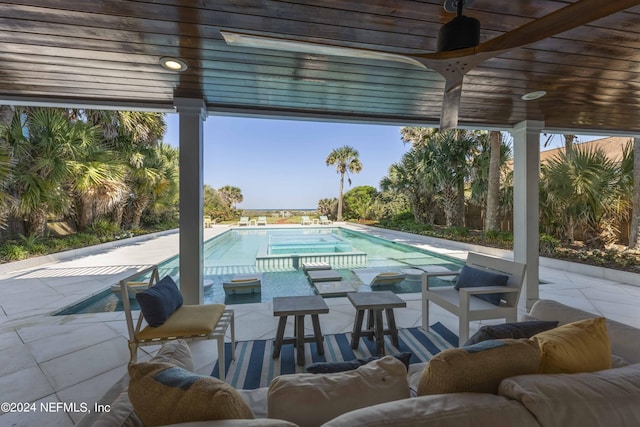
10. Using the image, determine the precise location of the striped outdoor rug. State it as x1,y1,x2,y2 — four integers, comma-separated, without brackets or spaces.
212,322,458,389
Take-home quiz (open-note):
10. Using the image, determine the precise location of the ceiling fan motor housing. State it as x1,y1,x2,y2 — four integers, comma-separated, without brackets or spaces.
437,15,480,52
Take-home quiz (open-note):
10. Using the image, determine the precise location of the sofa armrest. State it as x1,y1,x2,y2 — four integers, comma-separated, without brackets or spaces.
528,299,640,364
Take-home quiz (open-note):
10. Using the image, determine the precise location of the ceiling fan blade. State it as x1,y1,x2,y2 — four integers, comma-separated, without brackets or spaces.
220,31,428,70
439,76,463,130
478,0,640,53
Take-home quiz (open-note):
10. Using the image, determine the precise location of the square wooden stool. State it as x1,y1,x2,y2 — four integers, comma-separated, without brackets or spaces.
348,291,407,356
272,295,330,365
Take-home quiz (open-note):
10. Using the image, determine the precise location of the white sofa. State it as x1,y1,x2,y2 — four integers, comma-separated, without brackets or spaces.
85,300,640,427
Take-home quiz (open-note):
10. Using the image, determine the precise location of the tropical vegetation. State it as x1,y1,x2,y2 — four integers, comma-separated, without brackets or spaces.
325,145,363,221
322,129,639,271
0,107,638,272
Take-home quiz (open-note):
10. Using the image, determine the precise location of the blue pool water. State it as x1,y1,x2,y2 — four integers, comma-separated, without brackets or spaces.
56,227,462,314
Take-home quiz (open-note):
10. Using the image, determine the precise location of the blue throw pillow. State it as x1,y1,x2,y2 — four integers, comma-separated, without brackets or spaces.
463,320,560,346
305,352,412,374
454,265,509,306
135,276,183,327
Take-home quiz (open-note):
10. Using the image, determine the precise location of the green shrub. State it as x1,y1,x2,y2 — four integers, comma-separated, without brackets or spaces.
445,226,469,237
89,218,120,237
1,244,29,261
18,234,47,254
539,234,560,256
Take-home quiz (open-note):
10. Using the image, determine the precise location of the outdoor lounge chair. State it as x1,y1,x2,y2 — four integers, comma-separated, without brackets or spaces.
237,216,250,226
120,266,235,381
256,216,268,226
370,272,406,287
301,215,312,225
203,215,213,228
223,274,262,295
319,215,332,225
421,252,526,344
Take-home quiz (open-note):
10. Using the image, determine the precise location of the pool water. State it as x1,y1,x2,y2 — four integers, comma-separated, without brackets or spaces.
268,232,353,254
57,227,462,314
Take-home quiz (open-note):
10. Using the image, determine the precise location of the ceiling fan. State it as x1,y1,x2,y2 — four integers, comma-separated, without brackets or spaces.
221,0,640,130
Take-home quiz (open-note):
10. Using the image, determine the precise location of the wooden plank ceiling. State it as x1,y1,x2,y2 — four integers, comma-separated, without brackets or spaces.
1,0,640,132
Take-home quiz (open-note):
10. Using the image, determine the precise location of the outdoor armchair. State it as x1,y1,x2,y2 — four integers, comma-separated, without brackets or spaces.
421,252,526,344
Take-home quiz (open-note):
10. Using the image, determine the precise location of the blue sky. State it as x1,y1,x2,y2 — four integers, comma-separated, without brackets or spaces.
162,114,604,210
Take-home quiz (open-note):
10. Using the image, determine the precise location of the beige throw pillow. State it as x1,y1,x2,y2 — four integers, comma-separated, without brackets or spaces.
128,362,254,427
267,356,410,427
418,339,541,395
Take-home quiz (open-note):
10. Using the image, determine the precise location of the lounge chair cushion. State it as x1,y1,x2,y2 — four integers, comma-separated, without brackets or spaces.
128,361,254,426
417,339,541,396
531,317,611,374
136,304,225,340
454,265,508,306
135,276,183,327
463,320,559,346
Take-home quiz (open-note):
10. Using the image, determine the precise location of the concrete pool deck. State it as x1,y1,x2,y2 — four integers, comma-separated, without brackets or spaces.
1,223,639,426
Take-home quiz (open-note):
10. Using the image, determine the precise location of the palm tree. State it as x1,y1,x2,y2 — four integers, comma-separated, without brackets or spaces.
84,110,168,229
325,146,362,221
629,137,640,249
540,145,620,248
484,131,502,232
2,108,100,236
219,185,243,209
317,198,337,219
401,128,478,227
380,148,436,224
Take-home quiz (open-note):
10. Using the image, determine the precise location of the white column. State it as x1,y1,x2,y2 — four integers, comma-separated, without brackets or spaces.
510,120,544,310
175,98,207,304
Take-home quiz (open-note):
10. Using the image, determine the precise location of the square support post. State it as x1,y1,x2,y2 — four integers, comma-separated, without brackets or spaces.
510,120,544,310
175,98,207,304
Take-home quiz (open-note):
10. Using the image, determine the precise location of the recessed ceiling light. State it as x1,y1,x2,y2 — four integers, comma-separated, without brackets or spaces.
160,57,188,72
521,90,547,101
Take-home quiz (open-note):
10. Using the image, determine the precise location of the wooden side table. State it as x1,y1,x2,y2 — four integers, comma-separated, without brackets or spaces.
348,291,407,356
272,295,330,365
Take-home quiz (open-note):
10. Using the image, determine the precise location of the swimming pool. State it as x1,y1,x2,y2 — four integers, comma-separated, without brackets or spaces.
56,227,463,314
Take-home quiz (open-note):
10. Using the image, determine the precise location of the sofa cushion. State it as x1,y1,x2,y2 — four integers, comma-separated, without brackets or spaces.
322,393,541,427
128,362,254,427
463,320,559,346
528,299,640,364
417,339,540,396
135,275,183,326
267,356,409,427
499,363,640,427
454,265,508,305
531,317,611,374
160,420,298,427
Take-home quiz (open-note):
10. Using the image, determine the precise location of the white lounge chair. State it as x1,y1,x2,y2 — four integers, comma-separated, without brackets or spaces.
237,216,250,226
256,216,267,226
319,215,332,225
301,215,312,225
370,272,406,287
421,252,526,344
